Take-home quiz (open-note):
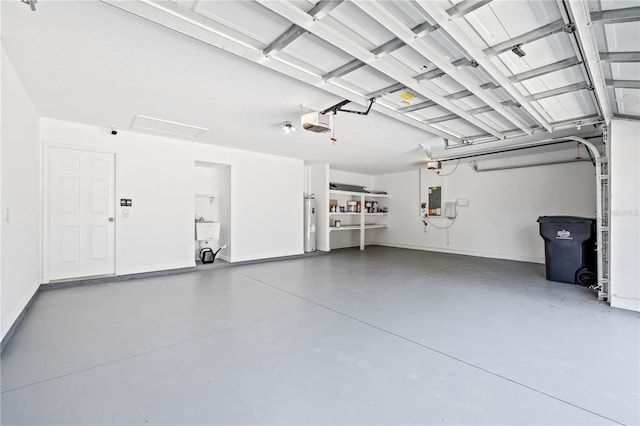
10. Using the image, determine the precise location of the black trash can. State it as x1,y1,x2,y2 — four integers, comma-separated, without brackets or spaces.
537,216,596,285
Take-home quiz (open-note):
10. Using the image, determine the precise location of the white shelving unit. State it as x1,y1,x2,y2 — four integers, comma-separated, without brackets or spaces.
328,189,389,250
195,193,216,203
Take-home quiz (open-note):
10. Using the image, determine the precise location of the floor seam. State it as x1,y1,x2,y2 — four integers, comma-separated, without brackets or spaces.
232,269,626,426
0,303,314,395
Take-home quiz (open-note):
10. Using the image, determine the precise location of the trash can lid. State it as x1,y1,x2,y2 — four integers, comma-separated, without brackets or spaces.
537,216,595,223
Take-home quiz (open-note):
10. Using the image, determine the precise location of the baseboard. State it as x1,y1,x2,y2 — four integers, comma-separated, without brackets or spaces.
222,250,328,266
329,243,364,250
40,266,197,291
117,261,196,276
610,295,640,312
40,251,329,290
230,250,305,263
374,242,544,264
1,282,40,353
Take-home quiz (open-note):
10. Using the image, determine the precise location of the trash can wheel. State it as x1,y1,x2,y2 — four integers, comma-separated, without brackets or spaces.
575,267,596,287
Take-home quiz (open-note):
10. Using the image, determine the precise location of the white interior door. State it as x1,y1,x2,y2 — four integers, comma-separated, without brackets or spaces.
49,147,115,280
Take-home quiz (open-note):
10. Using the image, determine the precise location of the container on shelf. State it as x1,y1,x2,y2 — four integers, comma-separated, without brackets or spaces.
347,201,358,212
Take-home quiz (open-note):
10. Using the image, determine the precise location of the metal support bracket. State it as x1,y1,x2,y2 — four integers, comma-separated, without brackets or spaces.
321,98,376,116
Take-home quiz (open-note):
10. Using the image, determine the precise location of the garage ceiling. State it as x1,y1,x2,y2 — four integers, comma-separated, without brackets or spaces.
3,0,637,173
104,0,639,146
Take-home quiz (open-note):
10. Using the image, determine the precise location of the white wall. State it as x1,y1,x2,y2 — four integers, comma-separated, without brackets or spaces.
40,118,304,275
221,150,303,262
217,165,232,261
331,170,375,190
308,164,330,251
609,119,640,312
1,46,41,340
374,154,596,263
194,165,220,222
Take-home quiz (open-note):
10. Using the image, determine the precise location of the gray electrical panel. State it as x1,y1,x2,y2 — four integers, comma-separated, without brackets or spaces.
428,186,441,216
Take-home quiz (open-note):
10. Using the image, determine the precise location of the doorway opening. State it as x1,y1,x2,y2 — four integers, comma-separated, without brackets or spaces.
194,161,231,264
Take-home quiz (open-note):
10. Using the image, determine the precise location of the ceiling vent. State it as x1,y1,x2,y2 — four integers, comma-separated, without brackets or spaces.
131,114,207,138
301,112,333,133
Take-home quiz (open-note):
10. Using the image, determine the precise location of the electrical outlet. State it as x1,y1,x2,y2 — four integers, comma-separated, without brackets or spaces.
444,202,457,219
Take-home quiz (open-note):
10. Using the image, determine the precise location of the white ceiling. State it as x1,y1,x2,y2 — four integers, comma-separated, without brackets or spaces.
2,0,638,174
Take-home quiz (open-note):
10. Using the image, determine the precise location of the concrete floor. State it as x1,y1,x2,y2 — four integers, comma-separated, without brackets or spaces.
1,247,638,425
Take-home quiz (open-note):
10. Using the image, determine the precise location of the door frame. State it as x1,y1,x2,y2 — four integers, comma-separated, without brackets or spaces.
42,142,120,283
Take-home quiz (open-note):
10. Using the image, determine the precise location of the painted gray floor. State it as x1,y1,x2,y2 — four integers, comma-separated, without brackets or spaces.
1,247,638,425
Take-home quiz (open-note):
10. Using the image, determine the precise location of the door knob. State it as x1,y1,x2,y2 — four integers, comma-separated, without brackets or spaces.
108,217,115,222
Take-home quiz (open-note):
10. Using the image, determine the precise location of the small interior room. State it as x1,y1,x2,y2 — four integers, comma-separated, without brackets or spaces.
194,161,231,264
1,0,639,424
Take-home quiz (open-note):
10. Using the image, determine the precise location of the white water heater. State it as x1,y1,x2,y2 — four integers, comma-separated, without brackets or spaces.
304,197,316,252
